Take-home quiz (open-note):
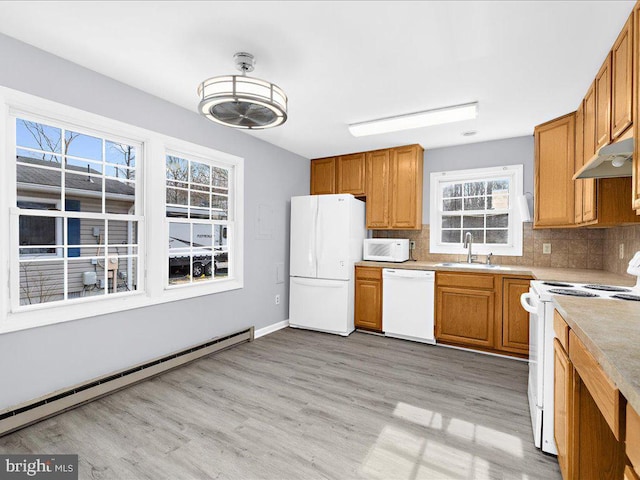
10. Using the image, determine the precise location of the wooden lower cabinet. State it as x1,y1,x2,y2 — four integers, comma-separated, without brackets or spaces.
354,267,382,332
572,375,625,480
436,286,495,348
554,338,575,480
501,278,531,355
554,311,626,480
435,272,531,357
627,404,640,474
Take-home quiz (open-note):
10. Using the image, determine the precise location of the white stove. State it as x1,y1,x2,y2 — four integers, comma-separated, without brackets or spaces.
521,251,640,456
531,280,640,302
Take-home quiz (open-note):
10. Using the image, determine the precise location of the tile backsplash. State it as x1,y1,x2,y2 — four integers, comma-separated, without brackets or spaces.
374,223,606,270
603,224,640,277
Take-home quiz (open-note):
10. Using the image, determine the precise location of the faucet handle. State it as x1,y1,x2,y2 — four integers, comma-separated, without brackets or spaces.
486,252,493,265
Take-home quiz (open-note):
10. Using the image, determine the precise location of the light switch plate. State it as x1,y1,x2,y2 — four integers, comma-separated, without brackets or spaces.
543,243,551,254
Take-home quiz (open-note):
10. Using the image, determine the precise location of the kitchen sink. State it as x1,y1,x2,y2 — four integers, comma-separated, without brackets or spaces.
435,262,512,270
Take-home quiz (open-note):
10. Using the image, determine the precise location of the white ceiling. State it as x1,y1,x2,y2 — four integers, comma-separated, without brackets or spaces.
0,1,635,159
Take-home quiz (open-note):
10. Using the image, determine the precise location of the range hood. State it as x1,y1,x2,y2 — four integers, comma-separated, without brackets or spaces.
573,137,633,180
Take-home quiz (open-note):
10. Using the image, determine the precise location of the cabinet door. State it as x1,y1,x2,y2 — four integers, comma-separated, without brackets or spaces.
634,3,640,211
575,102,585,224
583,84,598,223
501,278,530,355
337,153,365,196
534,113,575,227
389,145,423,229
436,286,495,348
354,267,382,332
554,339,575,480
366,149,390,229
595,54,612,150
573,375,625,480
611,15,633,140
310,158,336,195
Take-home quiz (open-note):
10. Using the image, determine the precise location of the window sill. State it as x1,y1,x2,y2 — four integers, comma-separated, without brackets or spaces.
0,278,243,335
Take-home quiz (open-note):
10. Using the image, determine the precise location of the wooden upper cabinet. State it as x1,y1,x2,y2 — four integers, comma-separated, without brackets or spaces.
575,102,585,224
310,157,336,195
534,113,575,227
584,82,597,161
611,14,634,140
595,53,612,151
336,153,366,196
582,83,598,223
365,149,390,228
389,144,424,229
312,144,423,228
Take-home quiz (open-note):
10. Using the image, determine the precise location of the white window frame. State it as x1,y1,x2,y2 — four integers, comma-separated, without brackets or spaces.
0,86,244,334
163,145,240,291
429,165,524,256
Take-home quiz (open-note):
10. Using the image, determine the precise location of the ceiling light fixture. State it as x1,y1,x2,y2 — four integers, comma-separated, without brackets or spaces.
197,52,287,129
348,102,478,137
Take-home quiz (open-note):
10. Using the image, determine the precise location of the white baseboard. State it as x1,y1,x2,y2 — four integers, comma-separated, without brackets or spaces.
254,319,289,339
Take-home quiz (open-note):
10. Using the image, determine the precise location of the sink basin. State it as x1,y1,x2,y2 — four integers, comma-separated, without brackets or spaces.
435,262,511,270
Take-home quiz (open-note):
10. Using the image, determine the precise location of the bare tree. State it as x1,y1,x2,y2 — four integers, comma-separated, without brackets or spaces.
18,120,79,161
108,143,136,180
20,262,57,305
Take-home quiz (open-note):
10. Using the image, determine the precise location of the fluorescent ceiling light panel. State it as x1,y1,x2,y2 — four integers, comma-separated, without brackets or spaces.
348,102,478,137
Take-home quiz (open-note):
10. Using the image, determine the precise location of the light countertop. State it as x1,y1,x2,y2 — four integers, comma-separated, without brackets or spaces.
553,296,640,414
355,260,635,285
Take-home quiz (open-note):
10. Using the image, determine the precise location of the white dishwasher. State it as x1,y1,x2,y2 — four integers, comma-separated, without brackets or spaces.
382,268,436,344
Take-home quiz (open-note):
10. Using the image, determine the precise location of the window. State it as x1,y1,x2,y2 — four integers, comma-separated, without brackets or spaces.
165,153,233,287
14,117,141,306
430,165,524,256
1,87,244,333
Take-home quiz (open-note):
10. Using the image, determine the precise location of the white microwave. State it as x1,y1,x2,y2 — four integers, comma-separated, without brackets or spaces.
363,239,410,262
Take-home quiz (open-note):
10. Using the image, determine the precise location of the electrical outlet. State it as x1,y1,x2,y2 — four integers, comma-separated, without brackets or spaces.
275,294,280,305
91,258,98,265
410,240,416,250
543,243,551,254
620,243,625,260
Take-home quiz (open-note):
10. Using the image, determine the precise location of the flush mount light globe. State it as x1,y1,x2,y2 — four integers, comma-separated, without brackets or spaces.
197,52,287,129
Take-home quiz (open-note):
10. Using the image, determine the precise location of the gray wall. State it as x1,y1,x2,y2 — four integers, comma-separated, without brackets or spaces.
0,33,309,409
422,136,534,224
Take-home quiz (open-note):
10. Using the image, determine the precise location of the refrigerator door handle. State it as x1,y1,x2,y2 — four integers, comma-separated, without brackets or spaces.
316,203,323,268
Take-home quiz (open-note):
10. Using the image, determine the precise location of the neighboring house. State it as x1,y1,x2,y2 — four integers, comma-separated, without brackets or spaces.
17,156,136,304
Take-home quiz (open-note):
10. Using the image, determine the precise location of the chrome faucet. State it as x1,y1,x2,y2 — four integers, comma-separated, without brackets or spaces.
463,232,474,263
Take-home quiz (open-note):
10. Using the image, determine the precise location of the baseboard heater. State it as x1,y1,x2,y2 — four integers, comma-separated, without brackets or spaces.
0,326,254,437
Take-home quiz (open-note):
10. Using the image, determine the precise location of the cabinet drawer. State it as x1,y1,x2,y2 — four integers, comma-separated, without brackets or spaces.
553,310,570,351
569,330,623,439
627,404,640,471
355,266,382,281
437,272,494,290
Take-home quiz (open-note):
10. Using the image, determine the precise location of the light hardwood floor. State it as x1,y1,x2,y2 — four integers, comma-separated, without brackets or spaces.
0,329,561,479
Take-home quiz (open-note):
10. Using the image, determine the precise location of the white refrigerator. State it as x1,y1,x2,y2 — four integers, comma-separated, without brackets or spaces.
289,194,366,336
